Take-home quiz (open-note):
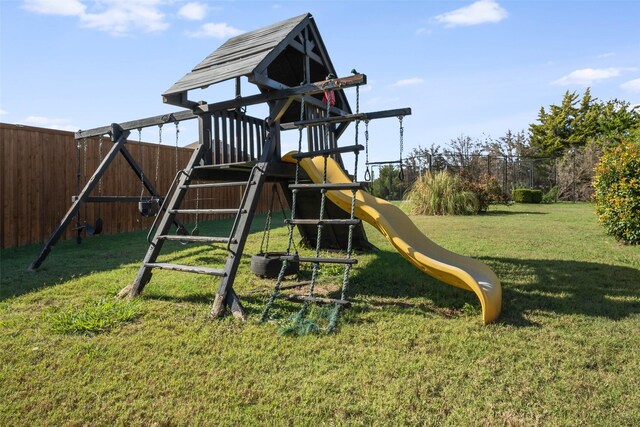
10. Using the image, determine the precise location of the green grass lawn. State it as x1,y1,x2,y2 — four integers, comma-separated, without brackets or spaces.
1,203,639,426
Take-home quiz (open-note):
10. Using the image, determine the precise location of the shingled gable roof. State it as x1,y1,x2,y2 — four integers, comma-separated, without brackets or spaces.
162,13,351,119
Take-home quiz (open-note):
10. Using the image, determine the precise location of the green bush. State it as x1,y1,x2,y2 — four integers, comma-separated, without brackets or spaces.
463,174,510,213
406,170,479,215
512,188,543,203
542,186,559,204
593,138,640,244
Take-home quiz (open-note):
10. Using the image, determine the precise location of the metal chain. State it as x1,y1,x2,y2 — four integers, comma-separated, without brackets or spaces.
364,120,371,181
259,185,276,254
98,135,104,196
398,116,405,181
82,139,89,221
174,121,180,173
195,188,199,227
156,124,162,184
138,129,145,200
399,116,404,161
354,85,360,181
83,138,88,185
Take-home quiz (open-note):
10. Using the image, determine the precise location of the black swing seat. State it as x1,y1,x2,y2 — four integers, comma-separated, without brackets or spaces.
138,198,160,217
74,218,103,235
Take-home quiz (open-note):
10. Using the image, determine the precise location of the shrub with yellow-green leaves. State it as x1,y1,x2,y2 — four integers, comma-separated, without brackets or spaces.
593,138,640,244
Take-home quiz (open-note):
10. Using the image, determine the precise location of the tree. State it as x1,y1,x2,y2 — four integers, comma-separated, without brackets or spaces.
483,129,535,159
369,165,408,200
529,88,640,156
529,90,590,156
402,144,447,185
595,99,640,144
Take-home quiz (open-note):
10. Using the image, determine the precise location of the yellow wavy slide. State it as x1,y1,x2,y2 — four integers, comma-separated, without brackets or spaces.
283,153,502,324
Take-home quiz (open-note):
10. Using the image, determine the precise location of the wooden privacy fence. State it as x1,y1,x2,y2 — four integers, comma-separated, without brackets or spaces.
0,123,278,248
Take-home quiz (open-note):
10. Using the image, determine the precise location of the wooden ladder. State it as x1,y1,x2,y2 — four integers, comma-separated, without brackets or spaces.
118,142,269,319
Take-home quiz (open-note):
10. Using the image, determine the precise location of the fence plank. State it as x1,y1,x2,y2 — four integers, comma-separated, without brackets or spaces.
0,123,278,248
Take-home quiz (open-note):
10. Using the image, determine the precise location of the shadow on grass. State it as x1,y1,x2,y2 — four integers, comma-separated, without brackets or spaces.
0,215,275,301
482,209,548,216
487,256,640,326
324,249,640,326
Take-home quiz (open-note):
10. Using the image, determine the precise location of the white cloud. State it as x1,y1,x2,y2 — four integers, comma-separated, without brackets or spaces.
434,0,508,27
21,116,78,131
597,52,615,59
178,2,207,21
415,28,432,35
392,78,425,87
21,0,169,35
552,67,624,86
23,0,86,16
0,109,7,115
188,22,243,39
621,78,640,93
80,1,169,35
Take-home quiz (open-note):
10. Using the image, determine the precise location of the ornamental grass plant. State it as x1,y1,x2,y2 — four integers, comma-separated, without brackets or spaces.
406,170,479,215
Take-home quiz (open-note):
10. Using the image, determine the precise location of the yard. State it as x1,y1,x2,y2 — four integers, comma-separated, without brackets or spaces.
1,203,639,426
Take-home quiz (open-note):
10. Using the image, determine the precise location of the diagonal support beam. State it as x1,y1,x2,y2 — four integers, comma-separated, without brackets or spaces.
29,125,131,270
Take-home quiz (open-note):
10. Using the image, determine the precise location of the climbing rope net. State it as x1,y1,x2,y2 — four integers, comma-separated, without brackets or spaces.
261,84,361,334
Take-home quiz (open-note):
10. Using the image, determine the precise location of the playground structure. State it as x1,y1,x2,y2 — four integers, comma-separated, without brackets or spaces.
29,14,501,325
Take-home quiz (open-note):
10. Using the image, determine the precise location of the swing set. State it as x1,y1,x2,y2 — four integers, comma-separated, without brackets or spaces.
30,14,501,326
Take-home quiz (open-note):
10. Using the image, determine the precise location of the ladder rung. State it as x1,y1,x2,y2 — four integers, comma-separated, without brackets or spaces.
144,263,226,276
193,161,256,170
285,219,361,226
278,281,313,291
291,144,365,159
285,295,352,307
169,209,243,215
180,181,249,189
288,183,364,190
158,235,234,244
279,256,357,265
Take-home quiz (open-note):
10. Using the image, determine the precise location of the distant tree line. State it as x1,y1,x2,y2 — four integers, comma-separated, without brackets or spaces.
368,89,640,202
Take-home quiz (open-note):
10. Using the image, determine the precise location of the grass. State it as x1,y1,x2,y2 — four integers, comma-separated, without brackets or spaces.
46,298,142,335
1,204,639,425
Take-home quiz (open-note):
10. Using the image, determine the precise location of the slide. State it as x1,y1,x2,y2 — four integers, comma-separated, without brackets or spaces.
283,153,502,324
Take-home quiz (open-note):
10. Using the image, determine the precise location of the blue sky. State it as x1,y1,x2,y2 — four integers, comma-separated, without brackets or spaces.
1,0,639,164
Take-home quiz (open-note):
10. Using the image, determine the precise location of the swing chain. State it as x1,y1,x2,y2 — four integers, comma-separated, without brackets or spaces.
364,120,371,181
138,128,145,200
398,115,404,162
398,116,405,181
98,135,104,196
195,188,199,227
156,124,162,185
82,138,88,185
174,121,180,173
354,85,360,181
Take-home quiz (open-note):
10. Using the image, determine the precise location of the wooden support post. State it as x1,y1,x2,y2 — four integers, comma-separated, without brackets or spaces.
29,125,130,271
199,113,213,165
